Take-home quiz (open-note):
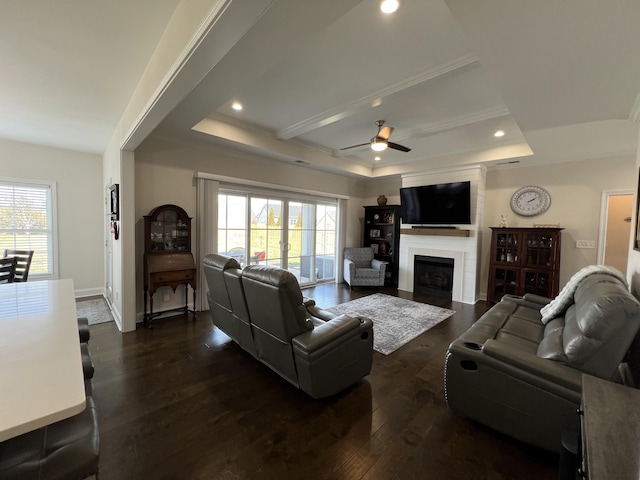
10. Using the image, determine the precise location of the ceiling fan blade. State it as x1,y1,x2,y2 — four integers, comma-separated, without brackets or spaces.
388,142,411,152
339,142,371,151
378,126,394,140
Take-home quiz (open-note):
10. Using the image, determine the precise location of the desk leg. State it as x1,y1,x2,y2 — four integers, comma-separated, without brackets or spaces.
147,294,154,328
143,289,148,324
193,288,196,320
184,284,188,315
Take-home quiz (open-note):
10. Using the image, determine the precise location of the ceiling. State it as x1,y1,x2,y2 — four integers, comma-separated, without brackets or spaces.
3,0,640,179
0,0,180,154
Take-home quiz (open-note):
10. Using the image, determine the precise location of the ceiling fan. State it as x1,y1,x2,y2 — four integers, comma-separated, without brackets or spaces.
340,120,411,153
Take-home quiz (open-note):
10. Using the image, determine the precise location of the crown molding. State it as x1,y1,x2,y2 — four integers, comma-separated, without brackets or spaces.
276,53,478,140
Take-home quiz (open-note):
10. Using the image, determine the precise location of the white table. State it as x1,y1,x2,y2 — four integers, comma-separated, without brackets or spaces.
0,279,86,442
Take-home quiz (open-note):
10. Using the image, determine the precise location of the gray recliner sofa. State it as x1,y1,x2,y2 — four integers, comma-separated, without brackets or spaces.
444,268,640,452
203,254,374,399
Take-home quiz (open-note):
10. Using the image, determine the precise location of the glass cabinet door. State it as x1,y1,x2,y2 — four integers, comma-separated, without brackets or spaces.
145,205,192,253
523,232,555,267
494,232,520,264
492,267,520,299
523,269,553,297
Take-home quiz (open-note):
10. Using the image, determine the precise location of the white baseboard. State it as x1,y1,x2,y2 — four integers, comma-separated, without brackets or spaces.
75,287,105,299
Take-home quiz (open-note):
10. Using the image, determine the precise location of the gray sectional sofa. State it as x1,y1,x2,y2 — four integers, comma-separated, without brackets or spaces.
444,268,640,452
202,253,373,399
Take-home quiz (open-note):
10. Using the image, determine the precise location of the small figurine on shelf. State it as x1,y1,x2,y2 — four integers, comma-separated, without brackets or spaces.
499,214,508,228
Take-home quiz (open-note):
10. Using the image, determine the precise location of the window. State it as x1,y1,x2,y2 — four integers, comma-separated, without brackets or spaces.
0,177,57,279
217,189,339,285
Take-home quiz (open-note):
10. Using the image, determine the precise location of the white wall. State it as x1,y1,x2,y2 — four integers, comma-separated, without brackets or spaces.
484,154,637,296
0,138,104,296
102,0,231,331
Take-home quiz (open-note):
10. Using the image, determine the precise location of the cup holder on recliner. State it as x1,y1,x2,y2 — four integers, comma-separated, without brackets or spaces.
463,342,482,351
460,360,478,371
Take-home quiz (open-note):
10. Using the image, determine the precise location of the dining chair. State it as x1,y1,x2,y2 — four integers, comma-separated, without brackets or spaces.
3,249,34,282
0,256,17,284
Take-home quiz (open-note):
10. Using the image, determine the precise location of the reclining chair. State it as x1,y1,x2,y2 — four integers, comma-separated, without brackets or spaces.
202,254,374,398
444,270,640,452
241,264,374,398
202,254,257,357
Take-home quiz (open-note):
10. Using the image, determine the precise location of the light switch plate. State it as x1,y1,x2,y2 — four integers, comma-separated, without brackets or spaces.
576,240,596,249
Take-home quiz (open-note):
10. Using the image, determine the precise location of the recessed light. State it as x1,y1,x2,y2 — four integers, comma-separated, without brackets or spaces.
374,156,381,161
232,102,243,111
380,0,400,14
494,130,505,138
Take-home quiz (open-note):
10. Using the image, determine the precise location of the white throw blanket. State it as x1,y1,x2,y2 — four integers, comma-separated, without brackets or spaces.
539,265,628,324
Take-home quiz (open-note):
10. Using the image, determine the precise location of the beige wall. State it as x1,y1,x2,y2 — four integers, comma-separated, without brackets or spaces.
134,135,365,316
134,138,639,306
0,138,104,296
483,155,636,295
353,177,402,245
604,194,633,274
315,157,639,296
627,125,640,299
3,129,629,306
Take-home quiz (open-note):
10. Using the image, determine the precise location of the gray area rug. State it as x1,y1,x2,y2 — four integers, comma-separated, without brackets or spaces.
76,297,114,325
326,293,455,355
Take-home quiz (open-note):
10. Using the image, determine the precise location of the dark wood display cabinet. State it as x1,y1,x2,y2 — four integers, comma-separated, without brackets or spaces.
363,205,401,287
143,204,196,327
487,227,562,304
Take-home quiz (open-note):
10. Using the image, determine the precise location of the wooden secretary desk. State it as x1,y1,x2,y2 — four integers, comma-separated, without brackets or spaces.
143,204,196,327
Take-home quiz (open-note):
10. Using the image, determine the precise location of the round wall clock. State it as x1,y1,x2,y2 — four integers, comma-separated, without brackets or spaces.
510,186,551,217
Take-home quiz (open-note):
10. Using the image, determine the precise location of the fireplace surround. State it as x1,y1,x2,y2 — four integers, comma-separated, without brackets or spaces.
413,255,454,300
398,165,485,304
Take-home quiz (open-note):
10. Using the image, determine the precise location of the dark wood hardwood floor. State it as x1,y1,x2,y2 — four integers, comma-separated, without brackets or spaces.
88,284,559,479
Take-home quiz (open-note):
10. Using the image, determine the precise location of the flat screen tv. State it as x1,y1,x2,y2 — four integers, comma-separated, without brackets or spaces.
400,181,471,225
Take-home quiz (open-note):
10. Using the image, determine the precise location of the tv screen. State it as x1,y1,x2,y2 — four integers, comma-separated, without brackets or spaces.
400,181,471,225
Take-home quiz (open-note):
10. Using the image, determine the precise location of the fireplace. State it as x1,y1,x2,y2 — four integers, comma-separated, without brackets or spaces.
413,255,454,300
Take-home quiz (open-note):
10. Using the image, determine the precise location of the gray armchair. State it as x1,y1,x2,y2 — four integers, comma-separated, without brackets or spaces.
343,247,386,288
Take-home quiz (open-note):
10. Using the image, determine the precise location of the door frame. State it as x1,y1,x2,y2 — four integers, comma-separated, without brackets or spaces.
597,189,634,265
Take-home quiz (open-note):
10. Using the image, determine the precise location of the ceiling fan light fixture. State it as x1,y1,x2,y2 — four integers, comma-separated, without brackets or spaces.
380,0,400,14
371,137,388,151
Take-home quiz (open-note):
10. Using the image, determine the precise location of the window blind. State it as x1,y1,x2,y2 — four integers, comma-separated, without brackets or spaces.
0,178,56,278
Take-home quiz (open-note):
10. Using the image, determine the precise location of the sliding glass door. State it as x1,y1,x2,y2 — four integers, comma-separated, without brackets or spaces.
217,192,337,285
250,197,283,268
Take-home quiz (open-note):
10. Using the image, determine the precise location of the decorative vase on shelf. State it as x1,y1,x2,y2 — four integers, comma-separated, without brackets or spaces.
377,195,388,206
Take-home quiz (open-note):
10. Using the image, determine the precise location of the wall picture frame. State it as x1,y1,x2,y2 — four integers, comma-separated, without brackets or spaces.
109,183,120,221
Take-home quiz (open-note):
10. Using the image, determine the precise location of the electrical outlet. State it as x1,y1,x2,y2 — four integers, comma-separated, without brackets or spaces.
576,240,596,249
